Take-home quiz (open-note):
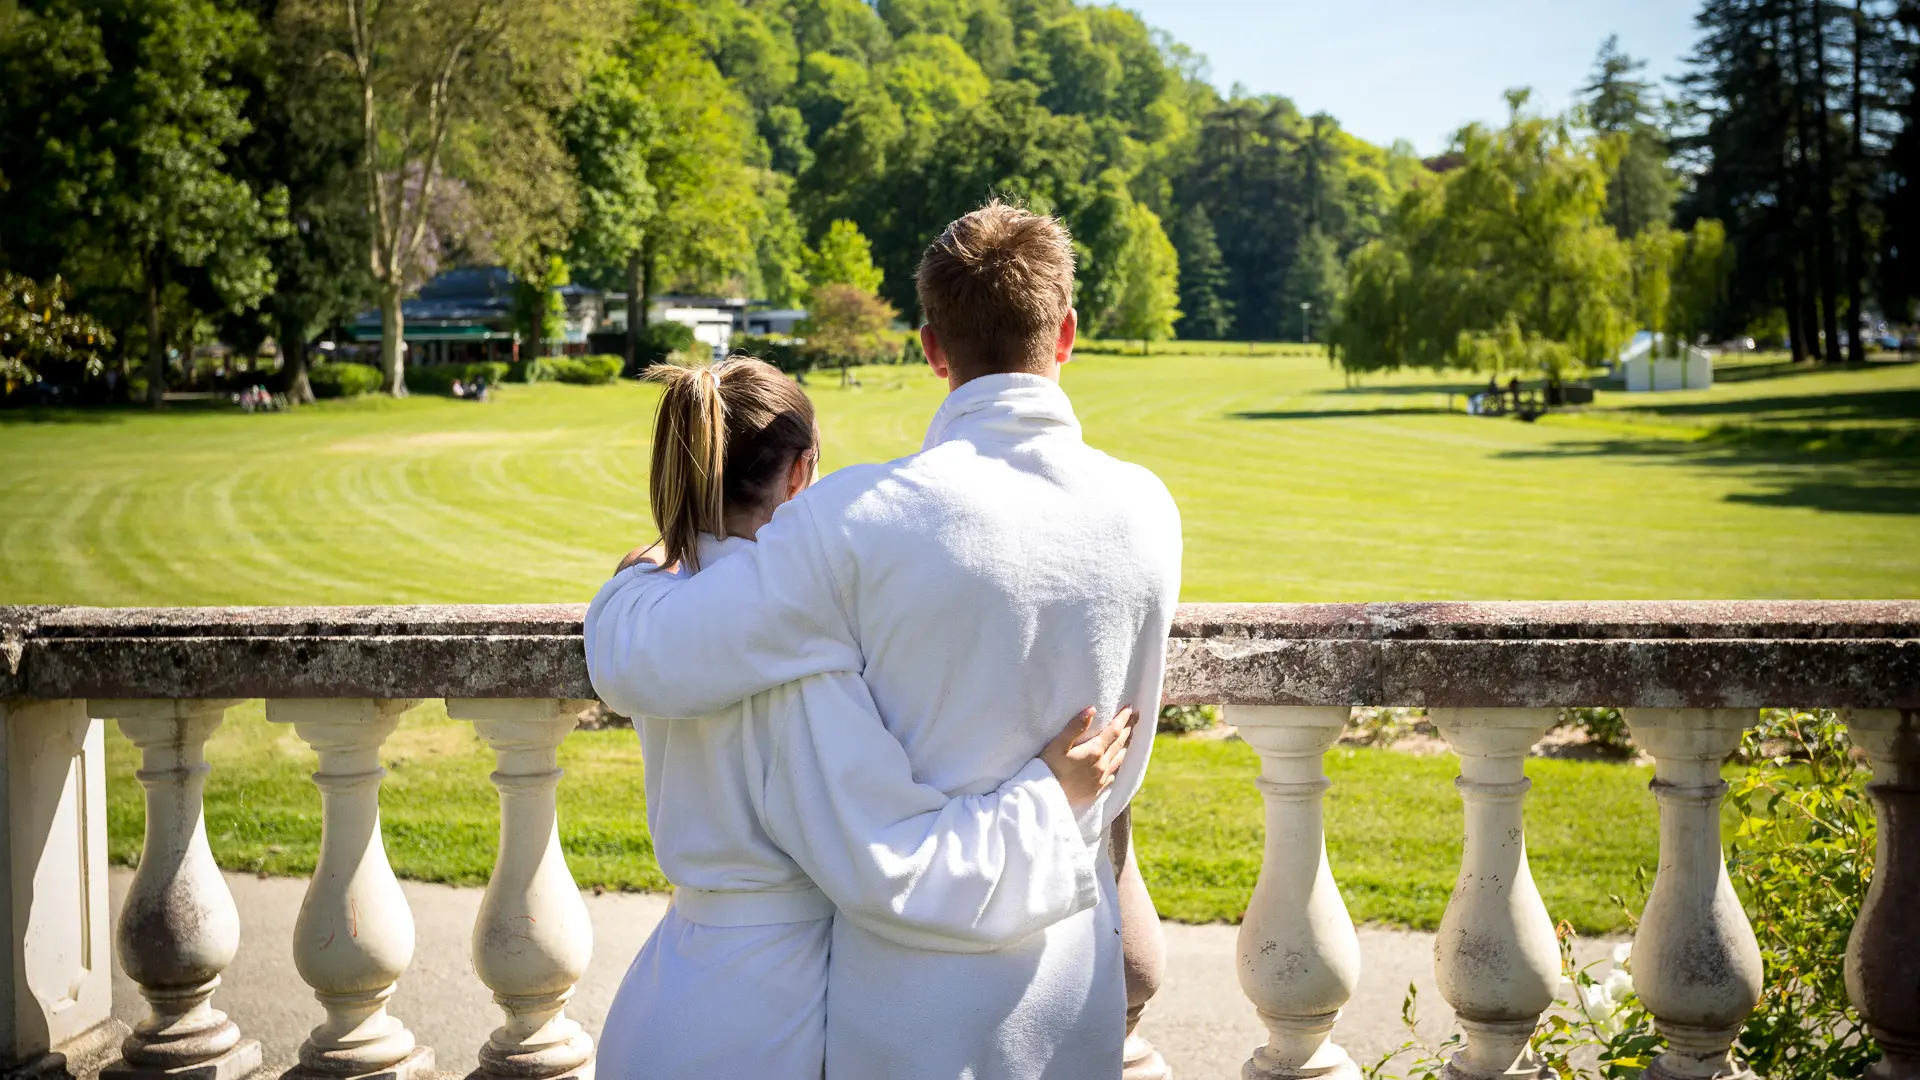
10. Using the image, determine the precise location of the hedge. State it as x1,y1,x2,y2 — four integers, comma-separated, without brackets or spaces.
308,362,383,398
548,355,622,385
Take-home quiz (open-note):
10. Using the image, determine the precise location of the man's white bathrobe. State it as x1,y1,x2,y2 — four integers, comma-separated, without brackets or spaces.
587,374,1184,1080
594,534,1103,1080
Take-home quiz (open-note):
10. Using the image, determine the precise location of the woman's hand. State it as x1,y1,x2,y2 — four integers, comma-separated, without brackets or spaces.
1038,706,1137,811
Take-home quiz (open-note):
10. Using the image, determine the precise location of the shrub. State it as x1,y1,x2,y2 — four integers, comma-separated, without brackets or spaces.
406,361,509,396
548,355,622,385
308,362,383,398
1157,705,1219,734
509,357,554,383
1560,707,1634,753
1727,708,1877,1080
635,321,696,371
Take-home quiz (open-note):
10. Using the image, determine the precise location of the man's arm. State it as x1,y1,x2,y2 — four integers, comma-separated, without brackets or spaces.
584,498,860,719
755,673,1105,953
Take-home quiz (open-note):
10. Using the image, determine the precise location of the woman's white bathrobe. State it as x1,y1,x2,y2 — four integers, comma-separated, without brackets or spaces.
587,375,1184,1080
593,533,1102,1080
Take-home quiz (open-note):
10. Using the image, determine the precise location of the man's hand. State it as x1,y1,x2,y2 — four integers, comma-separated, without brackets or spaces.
1038,706,1137,811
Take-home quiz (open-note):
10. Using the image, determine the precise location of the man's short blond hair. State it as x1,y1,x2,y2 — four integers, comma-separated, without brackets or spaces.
915,200,1076,378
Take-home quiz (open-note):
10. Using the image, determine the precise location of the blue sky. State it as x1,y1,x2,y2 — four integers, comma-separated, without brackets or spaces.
1121,0,1701,155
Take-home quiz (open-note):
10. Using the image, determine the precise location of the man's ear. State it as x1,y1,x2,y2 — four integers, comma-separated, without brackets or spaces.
1054,308,1078,368
921,325,950,381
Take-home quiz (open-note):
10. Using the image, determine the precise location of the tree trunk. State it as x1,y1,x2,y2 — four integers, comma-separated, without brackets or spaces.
1785,258,1809,363
143,251,166,408
1813,0,1845,364
624,250,643,371
280,315,314,405
1844,0,1868,364
379,283,407,396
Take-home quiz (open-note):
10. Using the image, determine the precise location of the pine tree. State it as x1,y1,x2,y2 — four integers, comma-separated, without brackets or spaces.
1169,203,1233,339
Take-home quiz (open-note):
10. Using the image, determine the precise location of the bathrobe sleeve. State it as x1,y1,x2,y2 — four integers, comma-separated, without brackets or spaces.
584,499,859,719
755,673,1099,953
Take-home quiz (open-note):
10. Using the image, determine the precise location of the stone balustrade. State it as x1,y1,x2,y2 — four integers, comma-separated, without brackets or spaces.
2,601,1916,1080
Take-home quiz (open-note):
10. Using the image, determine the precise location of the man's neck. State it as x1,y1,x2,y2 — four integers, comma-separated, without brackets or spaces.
948,364,1062,392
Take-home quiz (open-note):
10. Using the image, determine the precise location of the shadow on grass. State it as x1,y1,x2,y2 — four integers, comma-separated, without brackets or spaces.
0,406,130,425
1497,424,1920,515
1607,388,1920,423
1231,406,1457,421
1712,356,1919,384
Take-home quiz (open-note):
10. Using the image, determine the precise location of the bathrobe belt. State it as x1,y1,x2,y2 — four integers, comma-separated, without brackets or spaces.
671,885,835,927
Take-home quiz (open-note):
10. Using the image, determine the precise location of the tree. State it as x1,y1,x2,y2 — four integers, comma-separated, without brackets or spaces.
1282,226,1343,343
608,0,762,363
1168,204,1231,339
1334,92,1631,378
1581,36,1677,238
1101,202,1181,349
226,18,375,404
799,282,898,383
514,255,570,358
805,219,885,294
279,0,617,395
1,272,114,387
0,0,286,407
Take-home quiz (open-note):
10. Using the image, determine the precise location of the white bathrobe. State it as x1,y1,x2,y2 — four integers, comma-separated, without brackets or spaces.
594,534,1102,1080
587,374,1184,1080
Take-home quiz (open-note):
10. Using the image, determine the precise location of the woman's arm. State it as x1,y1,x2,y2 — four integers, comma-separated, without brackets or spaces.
584,498,860,719
753,673,1133,953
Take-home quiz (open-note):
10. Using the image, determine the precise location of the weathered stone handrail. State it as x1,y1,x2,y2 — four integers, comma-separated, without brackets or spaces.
5,600,1918,705
3,601,1917,1080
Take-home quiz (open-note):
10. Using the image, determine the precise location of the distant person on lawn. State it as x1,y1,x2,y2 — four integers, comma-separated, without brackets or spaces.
587,200,1184,1079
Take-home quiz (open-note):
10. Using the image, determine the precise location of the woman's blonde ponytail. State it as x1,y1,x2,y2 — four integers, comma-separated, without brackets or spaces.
641,356,817,573
646,364,728,571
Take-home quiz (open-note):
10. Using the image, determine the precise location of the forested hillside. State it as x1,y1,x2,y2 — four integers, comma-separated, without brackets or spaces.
592,0,1427,342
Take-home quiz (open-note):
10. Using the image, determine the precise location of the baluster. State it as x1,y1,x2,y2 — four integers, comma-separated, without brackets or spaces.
93,700,262,1080
1620,709,1763,1080
1,699,122,1075
1843,709,1920,1080
1230,705,1361,1080
446,700,595,1080
265,699,433,1080
1429,709,1560,1080
1109,807,1169,1080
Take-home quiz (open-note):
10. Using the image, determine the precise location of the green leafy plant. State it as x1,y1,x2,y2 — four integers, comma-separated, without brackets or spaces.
1560,707,1635,753
1156,705,1219,735
1346,707,1428,747
1727,709,1877,1080
1,272,113,386
548,355,622,385
307,361,383,398
509,357,554,383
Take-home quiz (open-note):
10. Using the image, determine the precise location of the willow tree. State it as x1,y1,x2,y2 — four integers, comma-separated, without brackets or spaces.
280,0,617,395
1334,92,1632,378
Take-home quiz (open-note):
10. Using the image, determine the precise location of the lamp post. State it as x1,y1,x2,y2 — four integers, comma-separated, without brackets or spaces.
1300,302,1312,344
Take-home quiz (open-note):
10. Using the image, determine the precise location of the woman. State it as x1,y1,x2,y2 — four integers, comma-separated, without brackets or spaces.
588,357,1134,1079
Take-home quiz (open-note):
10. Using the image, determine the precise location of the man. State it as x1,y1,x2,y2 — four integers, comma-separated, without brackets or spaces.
587,201,1183,1079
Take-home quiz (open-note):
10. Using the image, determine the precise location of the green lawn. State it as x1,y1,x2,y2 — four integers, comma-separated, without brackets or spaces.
106,703,1671,933
25,344,1917,931
4,347,1917,604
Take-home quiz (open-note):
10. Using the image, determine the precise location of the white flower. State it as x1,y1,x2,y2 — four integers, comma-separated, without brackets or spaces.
1604,967,1634,1004
1611,942,1633,969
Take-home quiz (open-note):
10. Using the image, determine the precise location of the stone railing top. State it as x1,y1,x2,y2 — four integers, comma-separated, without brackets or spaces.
4,601,1918,708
